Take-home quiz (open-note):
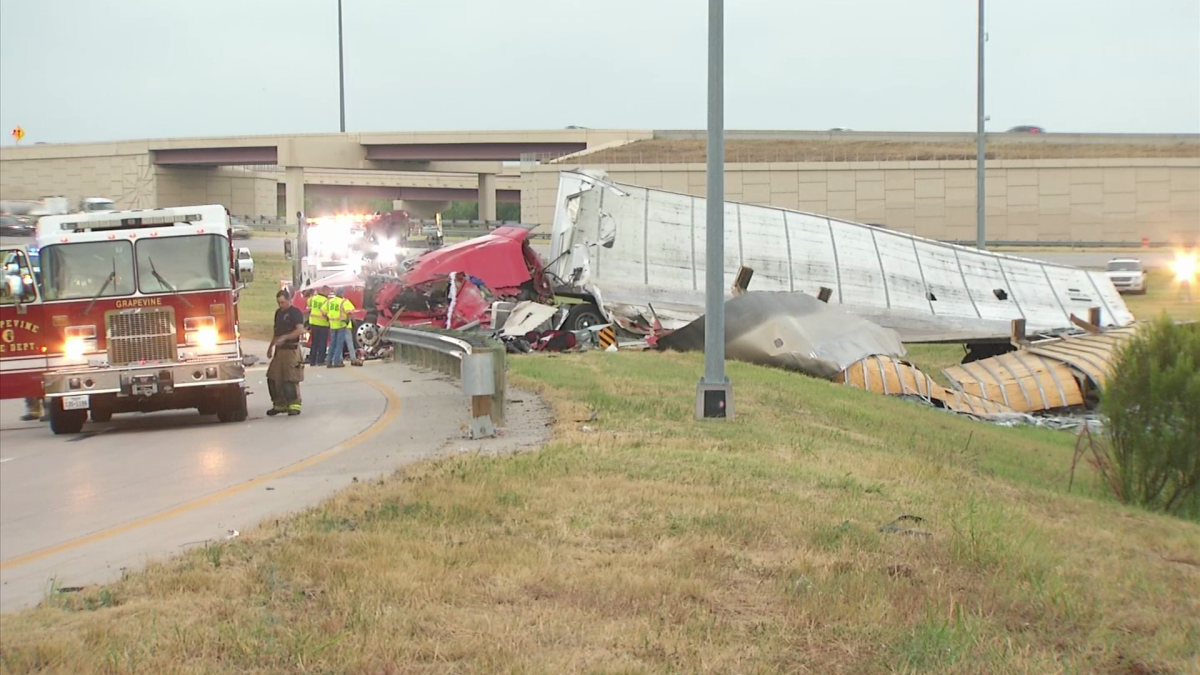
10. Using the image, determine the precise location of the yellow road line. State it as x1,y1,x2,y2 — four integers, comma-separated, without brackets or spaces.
0,372,401,572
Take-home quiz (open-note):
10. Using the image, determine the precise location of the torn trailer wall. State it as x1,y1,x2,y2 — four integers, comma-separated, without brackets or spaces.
942,324,1142,413
657,291,906,380
548,170,1135,342
835,355,1015,417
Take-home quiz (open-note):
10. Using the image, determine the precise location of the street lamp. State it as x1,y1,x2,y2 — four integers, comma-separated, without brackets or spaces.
336,0,345,132
696,0,733,420
975,0,986,249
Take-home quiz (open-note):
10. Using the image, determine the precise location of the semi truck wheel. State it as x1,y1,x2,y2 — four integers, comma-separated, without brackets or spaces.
49,399,87,435
216,386,248,423
563,303,604,332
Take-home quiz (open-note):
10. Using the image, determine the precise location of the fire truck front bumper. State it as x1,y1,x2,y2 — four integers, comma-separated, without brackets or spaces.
43,357,246,398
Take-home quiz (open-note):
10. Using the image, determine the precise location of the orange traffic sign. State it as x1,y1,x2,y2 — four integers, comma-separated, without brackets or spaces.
11,126,25,143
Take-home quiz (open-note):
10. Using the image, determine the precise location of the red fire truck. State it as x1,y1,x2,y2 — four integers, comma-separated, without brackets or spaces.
0,205,249,434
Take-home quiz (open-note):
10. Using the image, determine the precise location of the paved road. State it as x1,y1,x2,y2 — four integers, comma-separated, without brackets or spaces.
0,347,471,612
992,249,1179,270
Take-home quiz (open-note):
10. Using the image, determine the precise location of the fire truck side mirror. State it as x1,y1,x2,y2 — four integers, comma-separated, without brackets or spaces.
284,239,294,260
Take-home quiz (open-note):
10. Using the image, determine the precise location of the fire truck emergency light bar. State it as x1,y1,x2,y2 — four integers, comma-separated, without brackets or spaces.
57,213,204,231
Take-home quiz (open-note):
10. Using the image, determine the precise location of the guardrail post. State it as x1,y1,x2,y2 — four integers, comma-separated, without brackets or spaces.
462,351,496,438
490,345,506,425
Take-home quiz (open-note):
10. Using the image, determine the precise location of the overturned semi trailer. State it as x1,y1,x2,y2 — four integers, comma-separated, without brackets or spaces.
548,170,1134,342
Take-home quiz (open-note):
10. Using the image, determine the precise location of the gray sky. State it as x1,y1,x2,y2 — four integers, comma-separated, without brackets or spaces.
1,0,1198,144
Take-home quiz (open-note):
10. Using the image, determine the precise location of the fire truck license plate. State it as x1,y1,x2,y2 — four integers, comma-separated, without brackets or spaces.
62,395,90,411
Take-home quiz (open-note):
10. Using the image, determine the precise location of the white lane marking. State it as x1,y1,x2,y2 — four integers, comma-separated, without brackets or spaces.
0,457,13,463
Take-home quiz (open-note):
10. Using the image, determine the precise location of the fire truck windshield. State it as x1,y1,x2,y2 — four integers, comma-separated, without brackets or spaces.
136,235,231,293
41,241,136,301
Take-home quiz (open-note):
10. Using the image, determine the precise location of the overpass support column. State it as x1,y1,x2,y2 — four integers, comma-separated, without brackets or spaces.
285,167,305,225
478,173,497,222
285,167,306,285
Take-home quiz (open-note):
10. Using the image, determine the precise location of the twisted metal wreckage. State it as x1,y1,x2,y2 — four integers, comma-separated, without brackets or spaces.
314,169,1140,420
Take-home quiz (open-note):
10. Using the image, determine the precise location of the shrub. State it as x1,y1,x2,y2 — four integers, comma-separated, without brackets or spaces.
1098,317,1200,517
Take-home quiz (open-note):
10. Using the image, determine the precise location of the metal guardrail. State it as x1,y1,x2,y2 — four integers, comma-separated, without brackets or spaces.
381,325,506,438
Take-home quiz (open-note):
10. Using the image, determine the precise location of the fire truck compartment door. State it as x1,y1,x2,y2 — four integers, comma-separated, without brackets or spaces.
0,247,48,400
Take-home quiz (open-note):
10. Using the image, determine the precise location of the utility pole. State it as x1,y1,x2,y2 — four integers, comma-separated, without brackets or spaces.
696,0,733,420
975,0,986,249
336,0,345,132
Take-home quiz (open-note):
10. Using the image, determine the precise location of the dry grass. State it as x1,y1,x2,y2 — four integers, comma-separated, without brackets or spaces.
575,139,1200,164
236,253,293,341
2,349,1198,674
1124,269,1200,323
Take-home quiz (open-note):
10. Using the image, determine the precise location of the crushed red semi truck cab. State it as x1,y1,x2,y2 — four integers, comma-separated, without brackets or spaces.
367,226,551,327
0,205,250,434
292,226,551,335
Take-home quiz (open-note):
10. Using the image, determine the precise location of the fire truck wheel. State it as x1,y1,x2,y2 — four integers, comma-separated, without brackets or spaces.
216,386,248,423
49,399,87,435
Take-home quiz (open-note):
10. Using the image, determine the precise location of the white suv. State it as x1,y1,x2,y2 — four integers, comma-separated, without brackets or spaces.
1105,258,1147,295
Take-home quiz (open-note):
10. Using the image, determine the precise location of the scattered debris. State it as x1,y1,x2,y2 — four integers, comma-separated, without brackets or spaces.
242,354,260,367
944,325,1142,413
501,301,558,337
659,292,906,380
879,514,931,538
836,355,1014,417
225,529,239,540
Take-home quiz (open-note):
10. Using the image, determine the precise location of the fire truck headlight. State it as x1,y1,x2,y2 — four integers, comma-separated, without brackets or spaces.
64,337,87,361
194,327,219,350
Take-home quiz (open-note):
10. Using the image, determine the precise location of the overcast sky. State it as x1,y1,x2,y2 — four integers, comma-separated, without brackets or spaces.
1,0,1198,144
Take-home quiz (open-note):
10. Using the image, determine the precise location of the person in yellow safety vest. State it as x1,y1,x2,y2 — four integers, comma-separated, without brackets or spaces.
306,286,331,366
325,287,356,368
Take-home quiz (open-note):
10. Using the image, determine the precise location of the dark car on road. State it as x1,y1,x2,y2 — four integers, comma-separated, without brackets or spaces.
0,215,35,237
1006,125,1046,133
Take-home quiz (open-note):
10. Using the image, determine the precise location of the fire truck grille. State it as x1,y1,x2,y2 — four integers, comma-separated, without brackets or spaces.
106,309,178,365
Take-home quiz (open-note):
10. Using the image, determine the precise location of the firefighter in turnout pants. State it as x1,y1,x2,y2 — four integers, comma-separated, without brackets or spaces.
267,290,306,416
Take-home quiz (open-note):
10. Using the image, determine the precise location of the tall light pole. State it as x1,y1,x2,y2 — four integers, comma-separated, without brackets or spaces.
975,0,986,249
336,0,345,132
696,0,733,420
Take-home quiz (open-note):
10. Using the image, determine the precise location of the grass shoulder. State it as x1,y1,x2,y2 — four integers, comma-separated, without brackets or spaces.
1,351,1195,674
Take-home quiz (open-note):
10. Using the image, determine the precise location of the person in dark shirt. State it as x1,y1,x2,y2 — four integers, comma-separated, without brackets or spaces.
267,290,306,416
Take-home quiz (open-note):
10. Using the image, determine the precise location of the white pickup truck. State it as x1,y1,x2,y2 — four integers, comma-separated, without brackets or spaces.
1105,258,1147,295
236,247,255,283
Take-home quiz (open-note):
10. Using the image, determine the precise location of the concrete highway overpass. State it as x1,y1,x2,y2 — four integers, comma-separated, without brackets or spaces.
0,129,650,223
1,129,1196,244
